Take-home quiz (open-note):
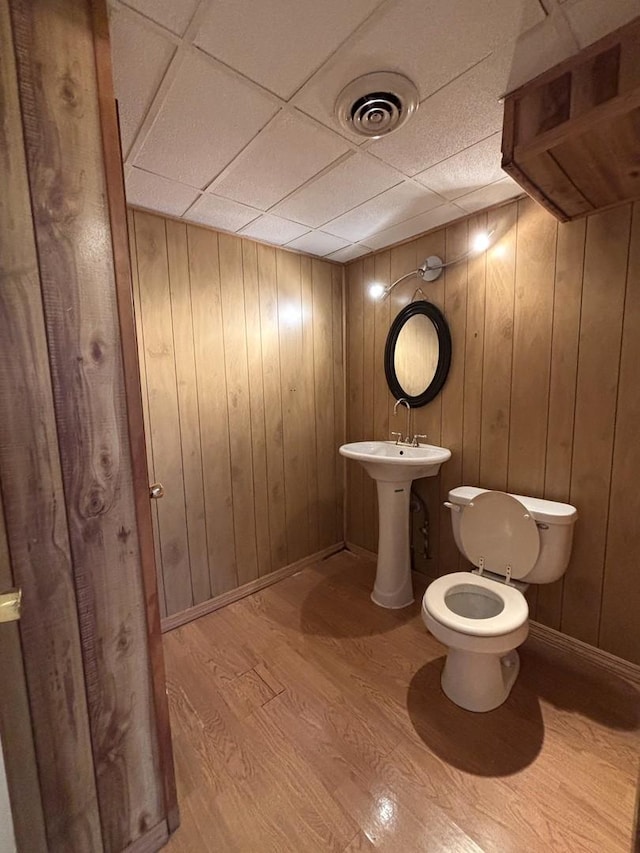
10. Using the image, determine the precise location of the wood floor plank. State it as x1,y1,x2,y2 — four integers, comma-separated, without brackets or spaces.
164,552,638,853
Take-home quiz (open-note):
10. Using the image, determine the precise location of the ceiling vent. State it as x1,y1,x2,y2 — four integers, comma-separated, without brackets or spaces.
335,72,419,139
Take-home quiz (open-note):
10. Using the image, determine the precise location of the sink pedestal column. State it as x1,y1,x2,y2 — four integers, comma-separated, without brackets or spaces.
372,479,414,608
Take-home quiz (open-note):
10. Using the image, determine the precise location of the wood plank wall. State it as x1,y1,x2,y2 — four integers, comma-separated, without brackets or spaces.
346,197,640,665
128,210,345,620
0,1,174,849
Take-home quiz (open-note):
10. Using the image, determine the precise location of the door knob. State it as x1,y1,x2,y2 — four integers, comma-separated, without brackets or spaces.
0,589,22,623
149,483,164,499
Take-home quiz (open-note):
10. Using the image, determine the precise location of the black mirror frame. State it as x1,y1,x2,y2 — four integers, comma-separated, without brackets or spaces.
384,300,452,408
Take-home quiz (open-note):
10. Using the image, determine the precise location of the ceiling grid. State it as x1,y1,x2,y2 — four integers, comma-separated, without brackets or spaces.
109,0,638,259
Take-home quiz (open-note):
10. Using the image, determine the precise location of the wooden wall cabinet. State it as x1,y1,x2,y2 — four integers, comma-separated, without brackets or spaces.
502,18,640,222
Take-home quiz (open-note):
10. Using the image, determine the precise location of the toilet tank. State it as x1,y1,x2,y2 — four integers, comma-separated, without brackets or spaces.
447,486,578,584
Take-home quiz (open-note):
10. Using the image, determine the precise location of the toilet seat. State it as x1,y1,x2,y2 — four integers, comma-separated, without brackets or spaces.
423,572,529,637
459,491,540,581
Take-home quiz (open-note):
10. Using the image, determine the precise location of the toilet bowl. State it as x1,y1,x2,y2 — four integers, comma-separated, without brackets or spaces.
422,487,577,712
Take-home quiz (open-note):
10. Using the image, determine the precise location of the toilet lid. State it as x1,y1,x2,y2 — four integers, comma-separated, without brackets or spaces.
459,491,540,580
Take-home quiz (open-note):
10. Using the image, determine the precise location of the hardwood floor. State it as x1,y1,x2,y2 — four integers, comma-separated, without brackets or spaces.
163,552,639,852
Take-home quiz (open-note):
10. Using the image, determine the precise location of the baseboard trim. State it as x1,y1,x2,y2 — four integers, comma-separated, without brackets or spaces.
123,820,169,853
161,543,345,633
345,541,376,561
528,621,640,685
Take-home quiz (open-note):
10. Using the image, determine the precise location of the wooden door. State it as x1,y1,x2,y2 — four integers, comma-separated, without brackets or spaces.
0,0,176,849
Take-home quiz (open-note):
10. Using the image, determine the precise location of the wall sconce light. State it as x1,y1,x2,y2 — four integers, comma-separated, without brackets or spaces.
369,230,494,301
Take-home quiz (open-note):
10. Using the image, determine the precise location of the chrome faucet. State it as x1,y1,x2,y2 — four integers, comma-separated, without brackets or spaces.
393,398,411,444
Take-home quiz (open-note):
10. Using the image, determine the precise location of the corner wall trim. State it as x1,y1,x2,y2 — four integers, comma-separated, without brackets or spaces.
528,621,640,685
161,543,345,633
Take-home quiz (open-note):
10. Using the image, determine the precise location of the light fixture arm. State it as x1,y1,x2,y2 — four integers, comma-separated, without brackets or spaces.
377,230,494,300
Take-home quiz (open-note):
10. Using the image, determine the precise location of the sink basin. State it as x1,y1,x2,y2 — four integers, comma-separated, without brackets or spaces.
339,440,451,609
339,440,451,482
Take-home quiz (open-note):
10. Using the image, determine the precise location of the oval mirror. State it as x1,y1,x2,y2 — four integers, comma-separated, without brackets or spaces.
384,300,451,407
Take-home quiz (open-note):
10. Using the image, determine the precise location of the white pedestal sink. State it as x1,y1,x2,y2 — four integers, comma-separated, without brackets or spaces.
339,441,451,608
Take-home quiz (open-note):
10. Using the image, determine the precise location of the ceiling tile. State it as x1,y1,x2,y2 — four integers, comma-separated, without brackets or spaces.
327,244,372,262
367,51,509,176
272,153,401,227
322,181,442,242
364,203,463,250
293,0,544,142
135,52,279,188
119,0,199,36
211,110,349,210
125,168,200,216
454,176,523,213
183,194,261,232
240,214,310,245
194,0,383,100
561,0,638,47
415,133,506,200
285,231,350,257
496,14,579,94
109,7,175,157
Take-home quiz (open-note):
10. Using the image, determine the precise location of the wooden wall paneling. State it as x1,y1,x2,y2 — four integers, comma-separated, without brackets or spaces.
12,0,167,845
414,229,446,448
387,242,418,435
128,209,167,617
599,202,640,662
508,197,557,496
562,205,631,646
372,250,391,549
257,244,288,570
166,220,211,605
508,197,557,616
412,230,446,578
187,225,237,595
93,2,177,827
438,220,469,577
301,257,319,553
479,202,518,491
0,3,103,846
241,240,272,577
346,198,640,663
461,213,488,487
332,265,346,541
135,212,193,614
219,234,258,586
312,260,337,548
276,250,310,562
346,261,365,545
0,494,47,852
362,255,377,554
537,217,586,628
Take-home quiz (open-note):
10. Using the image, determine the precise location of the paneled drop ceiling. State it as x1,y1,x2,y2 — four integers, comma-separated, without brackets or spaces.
110,0,639,260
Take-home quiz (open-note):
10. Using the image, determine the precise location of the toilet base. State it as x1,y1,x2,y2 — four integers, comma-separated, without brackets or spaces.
441,647,520,712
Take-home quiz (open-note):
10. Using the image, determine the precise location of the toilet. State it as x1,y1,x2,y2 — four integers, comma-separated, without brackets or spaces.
422,486,577,712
